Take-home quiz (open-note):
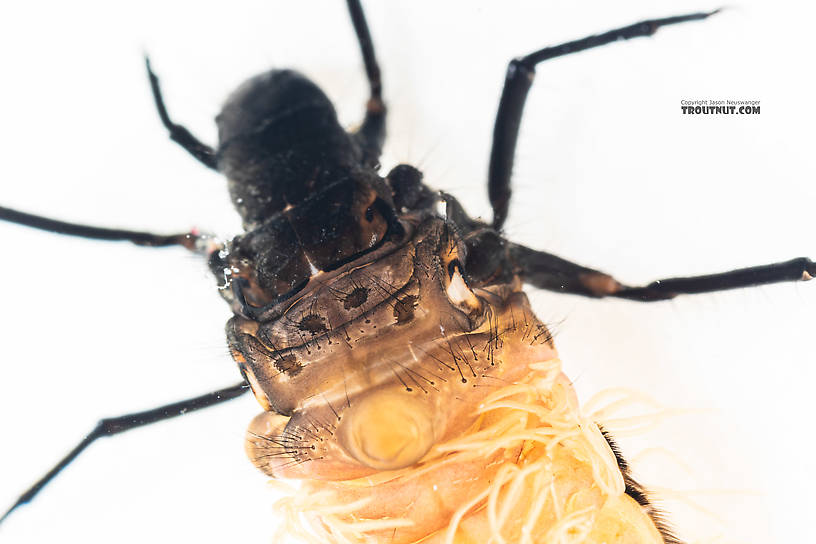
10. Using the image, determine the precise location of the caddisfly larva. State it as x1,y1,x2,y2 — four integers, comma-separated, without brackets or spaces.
1,1,816,544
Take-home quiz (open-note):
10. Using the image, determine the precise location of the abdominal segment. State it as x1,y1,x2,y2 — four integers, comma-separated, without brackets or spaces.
245,309,665,542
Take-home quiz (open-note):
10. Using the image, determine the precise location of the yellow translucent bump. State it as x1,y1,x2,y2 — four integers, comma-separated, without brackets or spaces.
339,388,435,470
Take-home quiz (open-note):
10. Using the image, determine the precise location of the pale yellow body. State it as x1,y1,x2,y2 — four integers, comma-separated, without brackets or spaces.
268,362,665,543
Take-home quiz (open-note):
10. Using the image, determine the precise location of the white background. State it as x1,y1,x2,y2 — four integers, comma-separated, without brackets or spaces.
0,1,813,543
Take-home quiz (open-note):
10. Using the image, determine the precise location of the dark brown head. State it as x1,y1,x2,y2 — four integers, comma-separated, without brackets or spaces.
216,69,366,228
211,69,409,306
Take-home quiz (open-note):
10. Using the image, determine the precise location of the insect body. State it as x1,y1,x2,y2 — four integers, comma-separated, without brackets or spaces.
0,2,813,543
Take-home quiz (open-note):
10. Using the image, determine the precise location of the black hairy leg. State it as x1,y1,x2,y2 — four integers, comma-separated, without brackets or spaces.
0,382,249,524
145,57,218,170
346,0,386,166
506,243,814,301
0,205,206,250
487,10,719,230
